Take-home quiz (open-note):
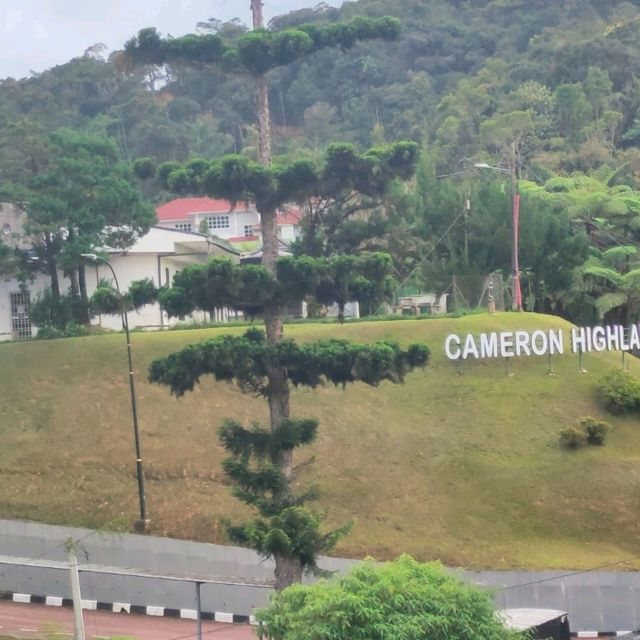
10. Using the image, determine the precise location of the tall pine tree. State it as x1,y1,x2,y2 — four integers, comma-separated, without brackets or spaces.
127,8,428,590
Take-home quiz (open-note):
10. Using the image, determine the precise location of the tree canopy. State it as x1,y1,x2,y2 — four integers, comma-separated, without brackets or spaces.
123,17,401,76
0,126,154,325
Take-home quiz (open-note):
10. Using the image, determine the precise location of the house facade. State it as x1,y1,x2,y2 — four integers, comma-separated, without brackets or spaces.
0,226,239,340
155,197,302,247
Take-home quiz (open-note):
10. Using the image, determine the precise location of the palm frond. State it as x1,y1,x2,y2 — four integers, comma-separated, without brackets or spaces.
621,268,640,289
581,265,624,287
595,292,627,317
602,245,638,266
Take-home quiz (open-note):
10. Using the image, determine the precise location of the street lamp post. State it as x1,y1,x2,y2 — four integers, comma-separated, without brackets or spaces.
474,143,523,312
81,253,149,531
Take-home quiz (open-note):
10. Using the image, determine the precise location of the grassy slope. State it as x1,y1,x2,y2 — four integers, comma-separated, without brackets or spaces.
1,312,640,570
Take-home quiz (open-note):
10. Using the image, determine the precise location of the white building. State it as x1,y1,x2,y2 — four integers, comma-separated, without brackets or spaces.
0,226,239,340
155,197,302,247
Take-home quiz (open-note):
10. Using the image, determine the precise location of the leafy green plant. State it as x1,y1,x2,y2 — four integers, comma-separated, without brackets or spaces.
581,416,610,445
559,427,587,449
90,283,123,316
597,369,640,414
30,288,92,338
256,555,522,640
128,277,158,309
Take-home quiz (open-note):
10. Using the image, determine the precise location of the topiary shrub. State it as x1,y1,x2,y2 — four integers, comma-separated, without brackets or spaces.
90,284,123,316
597,369,640,414
581,417,610,446
559,427,587,450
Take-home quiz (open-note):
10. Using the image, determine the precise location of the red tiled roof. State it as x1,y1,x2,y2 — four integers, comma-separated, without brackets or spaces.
156,197,252,222
277,210,302,225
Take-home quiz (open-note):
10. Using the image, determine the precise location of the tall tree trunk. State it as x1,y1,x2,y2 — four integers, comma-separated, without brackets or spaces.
255,76,273,167
44,233,60,305
274,554,303,592
251,0,302,590
77,262,91,325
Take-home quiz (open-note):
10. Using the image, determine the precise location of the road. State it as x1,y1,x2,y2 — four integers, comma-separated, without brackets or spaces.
0,601,256,640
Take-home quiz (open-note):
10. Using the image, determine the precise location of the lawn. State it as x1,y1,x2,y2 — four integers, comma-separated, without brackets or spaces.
1,312,640,570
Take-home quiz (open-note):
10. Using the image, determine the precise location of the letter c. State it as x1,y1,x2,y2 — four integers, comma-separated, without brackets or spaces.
445,334,461,360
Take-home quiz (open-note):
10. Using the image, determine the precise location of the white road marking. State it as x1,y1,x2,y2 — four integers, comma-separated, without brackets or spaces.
19,628,38,632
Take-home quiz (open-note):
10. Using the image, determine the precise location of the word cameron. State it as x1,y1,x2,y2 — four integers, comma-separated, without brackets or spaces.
444,324,640,361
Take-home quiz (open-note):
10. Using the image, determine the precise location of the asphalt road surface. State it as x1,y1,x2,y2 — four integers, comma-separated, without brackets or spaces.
0,601,256,640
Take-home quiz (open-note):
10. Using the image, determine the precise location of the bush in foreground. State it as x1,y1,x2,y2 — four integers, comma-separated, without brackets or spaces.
597,369,640,414
256,555,522,640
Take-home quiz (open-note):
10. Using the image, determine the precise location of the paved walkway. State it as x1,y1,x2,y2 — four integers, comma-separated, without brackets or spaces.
0,601,256,640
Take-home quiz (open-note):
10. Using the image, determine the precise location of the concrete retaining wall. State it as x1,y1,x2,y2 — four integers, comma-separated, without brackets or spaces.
1,519,638,631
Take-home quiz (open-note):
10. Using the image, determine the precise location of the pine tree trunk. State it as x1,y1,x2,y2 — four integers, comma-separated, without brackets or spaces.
255,76,272,167
251,0,299,590
274,553,303,592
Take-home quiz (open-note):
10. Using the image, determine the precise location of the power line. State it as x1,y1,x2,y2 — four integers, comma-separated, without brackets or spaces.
497,552,640,592
0,531,98,581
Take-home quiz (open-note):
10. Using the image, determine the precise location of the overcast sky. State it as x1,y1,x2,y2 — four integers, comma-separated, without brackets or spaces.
1,1,343,80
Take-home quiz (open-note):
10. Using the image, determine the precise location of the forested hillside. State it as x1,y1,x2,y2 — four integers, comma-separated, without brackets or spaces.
5,0,640,326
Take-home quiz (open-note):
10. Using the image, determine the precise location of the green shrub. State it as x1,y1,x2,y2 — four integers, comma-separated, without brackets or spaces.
581,417,609,446
90,286,122,316
597,369,640,414
256,555,521,640
128,278,158,310
30,288,75,330
559,427,587,449
35,322,91,340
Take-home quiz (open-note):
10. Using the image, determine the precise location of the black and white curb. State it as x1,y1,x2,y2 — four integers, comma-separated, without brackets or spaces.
3,592,638,636
1,591,256,625
570,632,635,638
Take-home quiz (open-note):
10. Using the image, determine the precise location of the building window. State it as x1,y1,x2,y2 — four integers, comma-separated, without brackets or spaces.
244,224,254,238
207,215,230,231
10,291,31,340
175,222,192,232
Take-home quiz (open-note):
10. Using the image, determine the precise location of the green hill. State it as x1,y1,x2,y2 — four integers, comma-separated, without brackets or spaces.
2,312,640,570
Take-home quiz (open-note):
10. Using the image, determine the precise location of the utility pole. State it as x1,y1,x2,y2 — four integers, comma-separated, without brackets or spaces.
463,190,470,266
195,581,204,640
509,141,523,311
66,538,86,640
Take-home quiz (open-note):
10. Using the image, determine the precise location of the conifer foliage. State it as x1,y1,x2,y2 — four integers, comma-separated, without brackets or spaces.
124,17,401,77
148,254,430,588
146,140,429,590
132,11,427,591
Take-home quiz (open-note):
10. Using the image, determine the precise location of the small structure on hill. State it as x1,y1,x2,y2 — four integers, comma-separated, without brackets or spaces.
497,608,570,640
396,293,449,316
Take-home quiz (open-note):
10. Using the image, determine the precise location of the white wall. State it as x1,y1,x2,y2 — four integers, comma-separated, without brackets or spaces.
0,254,211,341
278,223,299,242
87,254,163,331
89,254,211,331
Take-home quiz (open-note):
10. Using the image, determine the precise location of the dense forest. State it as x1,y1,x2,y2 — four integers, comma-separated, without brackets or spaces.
5,0,640,326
